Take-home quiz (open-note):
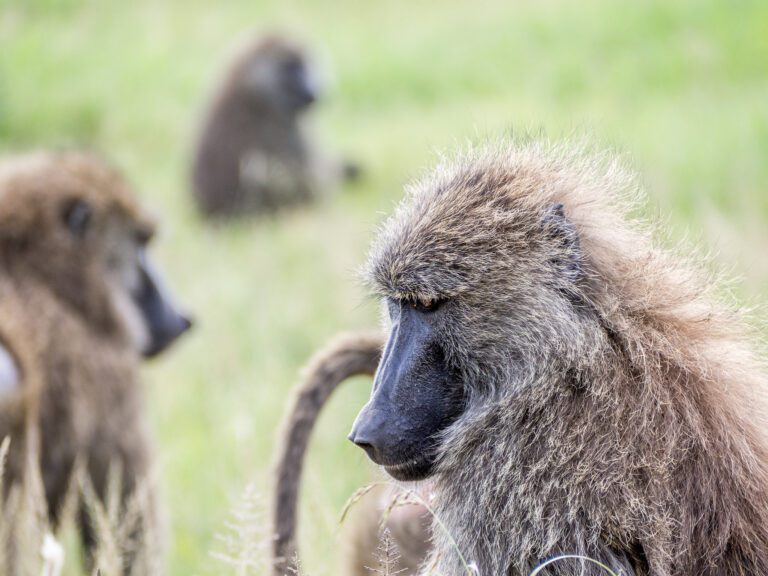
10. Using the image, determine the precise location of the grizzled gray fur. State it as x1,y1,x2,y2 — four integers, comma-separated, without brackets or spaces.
362,138,768,575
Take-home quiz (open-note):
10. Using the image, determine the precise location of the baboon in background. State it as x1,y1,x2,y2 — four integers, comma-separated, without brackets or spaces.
336,138,768,575
0,152,192,574
191,34,358,218
272,332,432,576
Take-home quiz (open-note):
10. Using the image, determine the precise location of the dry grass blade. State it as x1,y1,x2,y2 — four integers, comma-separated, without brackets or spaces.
285,552,304,575
339,483,377,525
378,490,422,532
210,482,268,576
0,436,9,529
76,459,163,576
0,438,58,575
0,436,10,495
366,529,405,576
80,473,122,576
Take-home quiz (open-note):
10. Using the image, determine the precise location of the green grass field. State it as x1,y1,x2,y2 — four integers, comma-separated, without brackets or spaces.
1,0,767,574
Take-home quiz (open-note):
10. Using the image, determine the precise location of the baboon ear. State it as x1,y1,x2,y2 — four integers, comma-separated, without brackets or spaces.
543,203,582,283
62,199,92,238
0,340,20,396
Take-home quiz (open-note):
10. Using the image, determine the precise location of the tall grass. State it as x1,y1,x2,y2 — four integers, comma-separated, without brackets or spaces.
0,442,163,576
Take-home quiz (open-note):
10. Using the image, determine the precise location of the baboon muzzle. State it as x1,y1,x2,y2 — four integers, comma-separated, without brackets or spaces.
135,254,192,358
349,302,460,481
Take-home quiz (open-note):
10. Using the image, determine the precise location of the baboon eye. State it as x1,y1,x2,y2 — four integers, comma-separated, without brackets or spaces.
62,199,92,238
411,298,442,313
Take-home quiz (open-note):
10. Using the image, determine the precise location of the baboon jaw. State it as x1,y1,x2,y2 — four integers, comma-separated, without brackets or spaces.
383,457,436,482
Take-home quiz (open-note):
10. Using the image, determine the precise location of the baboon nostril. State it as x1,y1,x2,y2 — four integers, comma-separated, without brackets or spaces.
356,441,377,460
349,433,378,460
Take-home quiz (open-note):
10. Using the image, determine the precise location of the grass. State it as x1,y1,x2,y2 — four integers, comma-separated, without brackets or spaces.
1,0,767,574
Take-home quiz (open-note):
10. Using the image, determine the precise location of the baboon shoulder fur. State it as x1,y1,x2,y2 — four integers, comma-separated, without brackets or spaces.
361,139,768,575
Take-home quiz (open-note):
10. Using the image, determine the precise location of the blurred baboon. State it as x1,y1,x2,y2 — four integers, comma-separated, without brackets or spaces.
272,332,432,576
0,152,192,574
343,139,768,575
191,34,357,218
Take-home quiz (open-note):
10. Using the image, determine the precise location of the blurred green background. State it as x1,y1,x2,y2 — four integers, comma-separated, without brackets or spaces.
1,0,767,574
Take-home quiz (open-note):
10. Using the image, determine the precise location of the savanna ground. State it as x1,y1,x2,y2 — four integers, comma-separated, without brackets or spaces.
1,0,767,574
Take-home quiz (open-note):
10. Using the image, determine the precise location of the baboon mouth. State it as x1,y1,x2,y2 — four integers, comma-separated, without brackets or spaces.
383,457,435,482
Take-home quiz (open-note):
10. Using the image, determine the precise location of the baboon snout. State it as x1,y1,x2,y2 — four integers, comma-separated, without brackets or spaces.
142,305,193,359
135,253,193,358
348,406,390,464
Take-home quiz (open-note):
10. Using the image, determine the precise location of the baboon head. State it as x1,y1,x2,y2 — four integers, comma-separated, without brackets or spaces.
350,144,601,481
228,35,320,114
0,152,192,358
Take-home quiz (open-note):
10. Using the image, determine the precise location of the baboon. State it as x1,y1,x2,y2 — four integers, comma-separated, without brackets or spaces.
0,152,191,574
342,138,768,575
191,34,357,218
272,332,432,576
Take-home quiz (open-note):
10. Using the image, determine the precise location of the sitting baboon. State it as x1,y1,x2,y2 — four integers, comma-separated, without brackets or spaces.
307,138,766,575
272,333,432,576
0,152,191,574
191,34,357,218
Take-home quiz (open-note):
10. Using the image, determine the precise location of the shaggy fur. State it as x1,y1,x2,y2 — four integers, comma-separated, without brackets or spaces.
271,331,432,576
364,138,768,575
191,34,355,218
0,152,174,574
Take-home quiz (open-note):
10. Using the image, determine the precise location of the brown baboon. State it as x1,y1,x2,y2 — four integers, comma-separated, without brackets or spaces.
191,34,357,218
341,138,768,575
0,152,191,574
272,332,432,576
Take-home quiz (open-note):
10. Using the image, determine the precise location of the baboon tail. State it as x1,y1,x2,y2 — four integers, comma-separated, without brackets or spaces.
271,331,384,576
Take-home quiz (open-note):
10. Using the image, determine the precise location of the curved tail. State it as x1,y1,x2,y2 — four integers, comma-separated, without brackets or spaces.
271,331,384,576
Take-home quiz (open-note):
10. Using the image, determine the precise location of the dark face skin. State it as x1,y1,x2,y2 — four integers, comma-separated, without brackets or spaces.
349,297,465,481
278,55,318,111
133,250,192,358
244,48,319,114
